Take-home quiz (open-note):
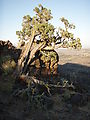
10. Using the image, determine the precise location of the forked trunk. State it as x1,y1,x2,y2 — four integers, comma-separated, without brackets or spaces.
17,30,35,74
23,42,45,73
17,30,45,75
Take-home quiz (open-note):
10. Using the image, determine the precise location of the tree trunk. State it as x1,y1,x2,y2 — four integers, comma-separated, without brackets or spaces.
17,30,35,73
17,29,46,75
23,42,45,73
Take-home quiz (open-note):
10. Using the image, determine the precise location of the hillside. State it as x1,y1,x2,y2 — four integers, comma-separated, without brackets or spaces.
0,41,90,120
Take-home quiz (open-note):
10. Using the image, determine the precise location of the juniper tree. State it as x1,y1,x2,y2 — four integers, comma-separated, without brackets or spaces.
16,5,82,76
16,4,56,75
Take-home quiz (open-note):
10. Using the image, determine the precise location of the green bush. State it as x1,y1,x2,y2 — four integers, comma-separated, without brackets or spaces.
0,55,16,75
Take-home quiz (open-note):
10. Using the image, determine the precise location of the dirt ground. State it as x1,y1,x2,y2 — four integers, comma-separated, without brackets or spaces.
0,48,90,120
57,48,90,84
56,48,90,66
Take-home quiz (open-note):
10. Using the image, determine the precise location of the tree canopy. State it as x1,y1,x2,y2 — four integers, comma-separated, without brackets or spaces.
16,4,82,49
16,4,56,48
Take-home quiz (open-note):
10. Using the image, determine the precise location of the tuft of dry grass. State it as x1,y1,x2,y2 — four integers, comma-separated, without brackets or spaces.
0,55,16,75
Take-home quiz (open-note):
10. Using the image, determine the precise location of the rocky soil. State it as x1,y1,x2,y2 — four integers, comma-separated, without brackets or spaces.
0,41,90,120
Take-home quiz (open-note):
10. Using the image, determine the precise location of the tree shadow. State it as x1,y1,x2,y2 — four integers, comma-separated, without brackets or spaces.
58,63,90,91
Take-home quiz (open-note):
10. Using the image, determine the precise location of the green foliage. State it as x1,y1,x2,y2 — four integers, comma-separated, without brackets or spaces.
59,17,75,40
40,50,57,63
33,4,53,22
16,4,55,47
60,17,75,30
69,38,82,49
59,17,82,49
16,5,82,49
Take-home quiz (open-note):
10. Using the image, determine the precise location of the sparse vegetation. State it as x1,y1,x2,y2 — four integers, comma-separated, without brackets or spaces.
0,4,90,120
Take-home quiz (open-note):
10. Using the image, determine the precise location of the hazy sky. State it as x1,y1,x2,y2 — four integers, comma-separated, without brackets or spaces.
0,0,90,48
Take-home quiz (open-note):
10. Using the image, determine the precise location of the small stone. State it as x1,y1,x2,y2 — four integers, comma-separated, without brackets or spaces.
70,93,82,106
